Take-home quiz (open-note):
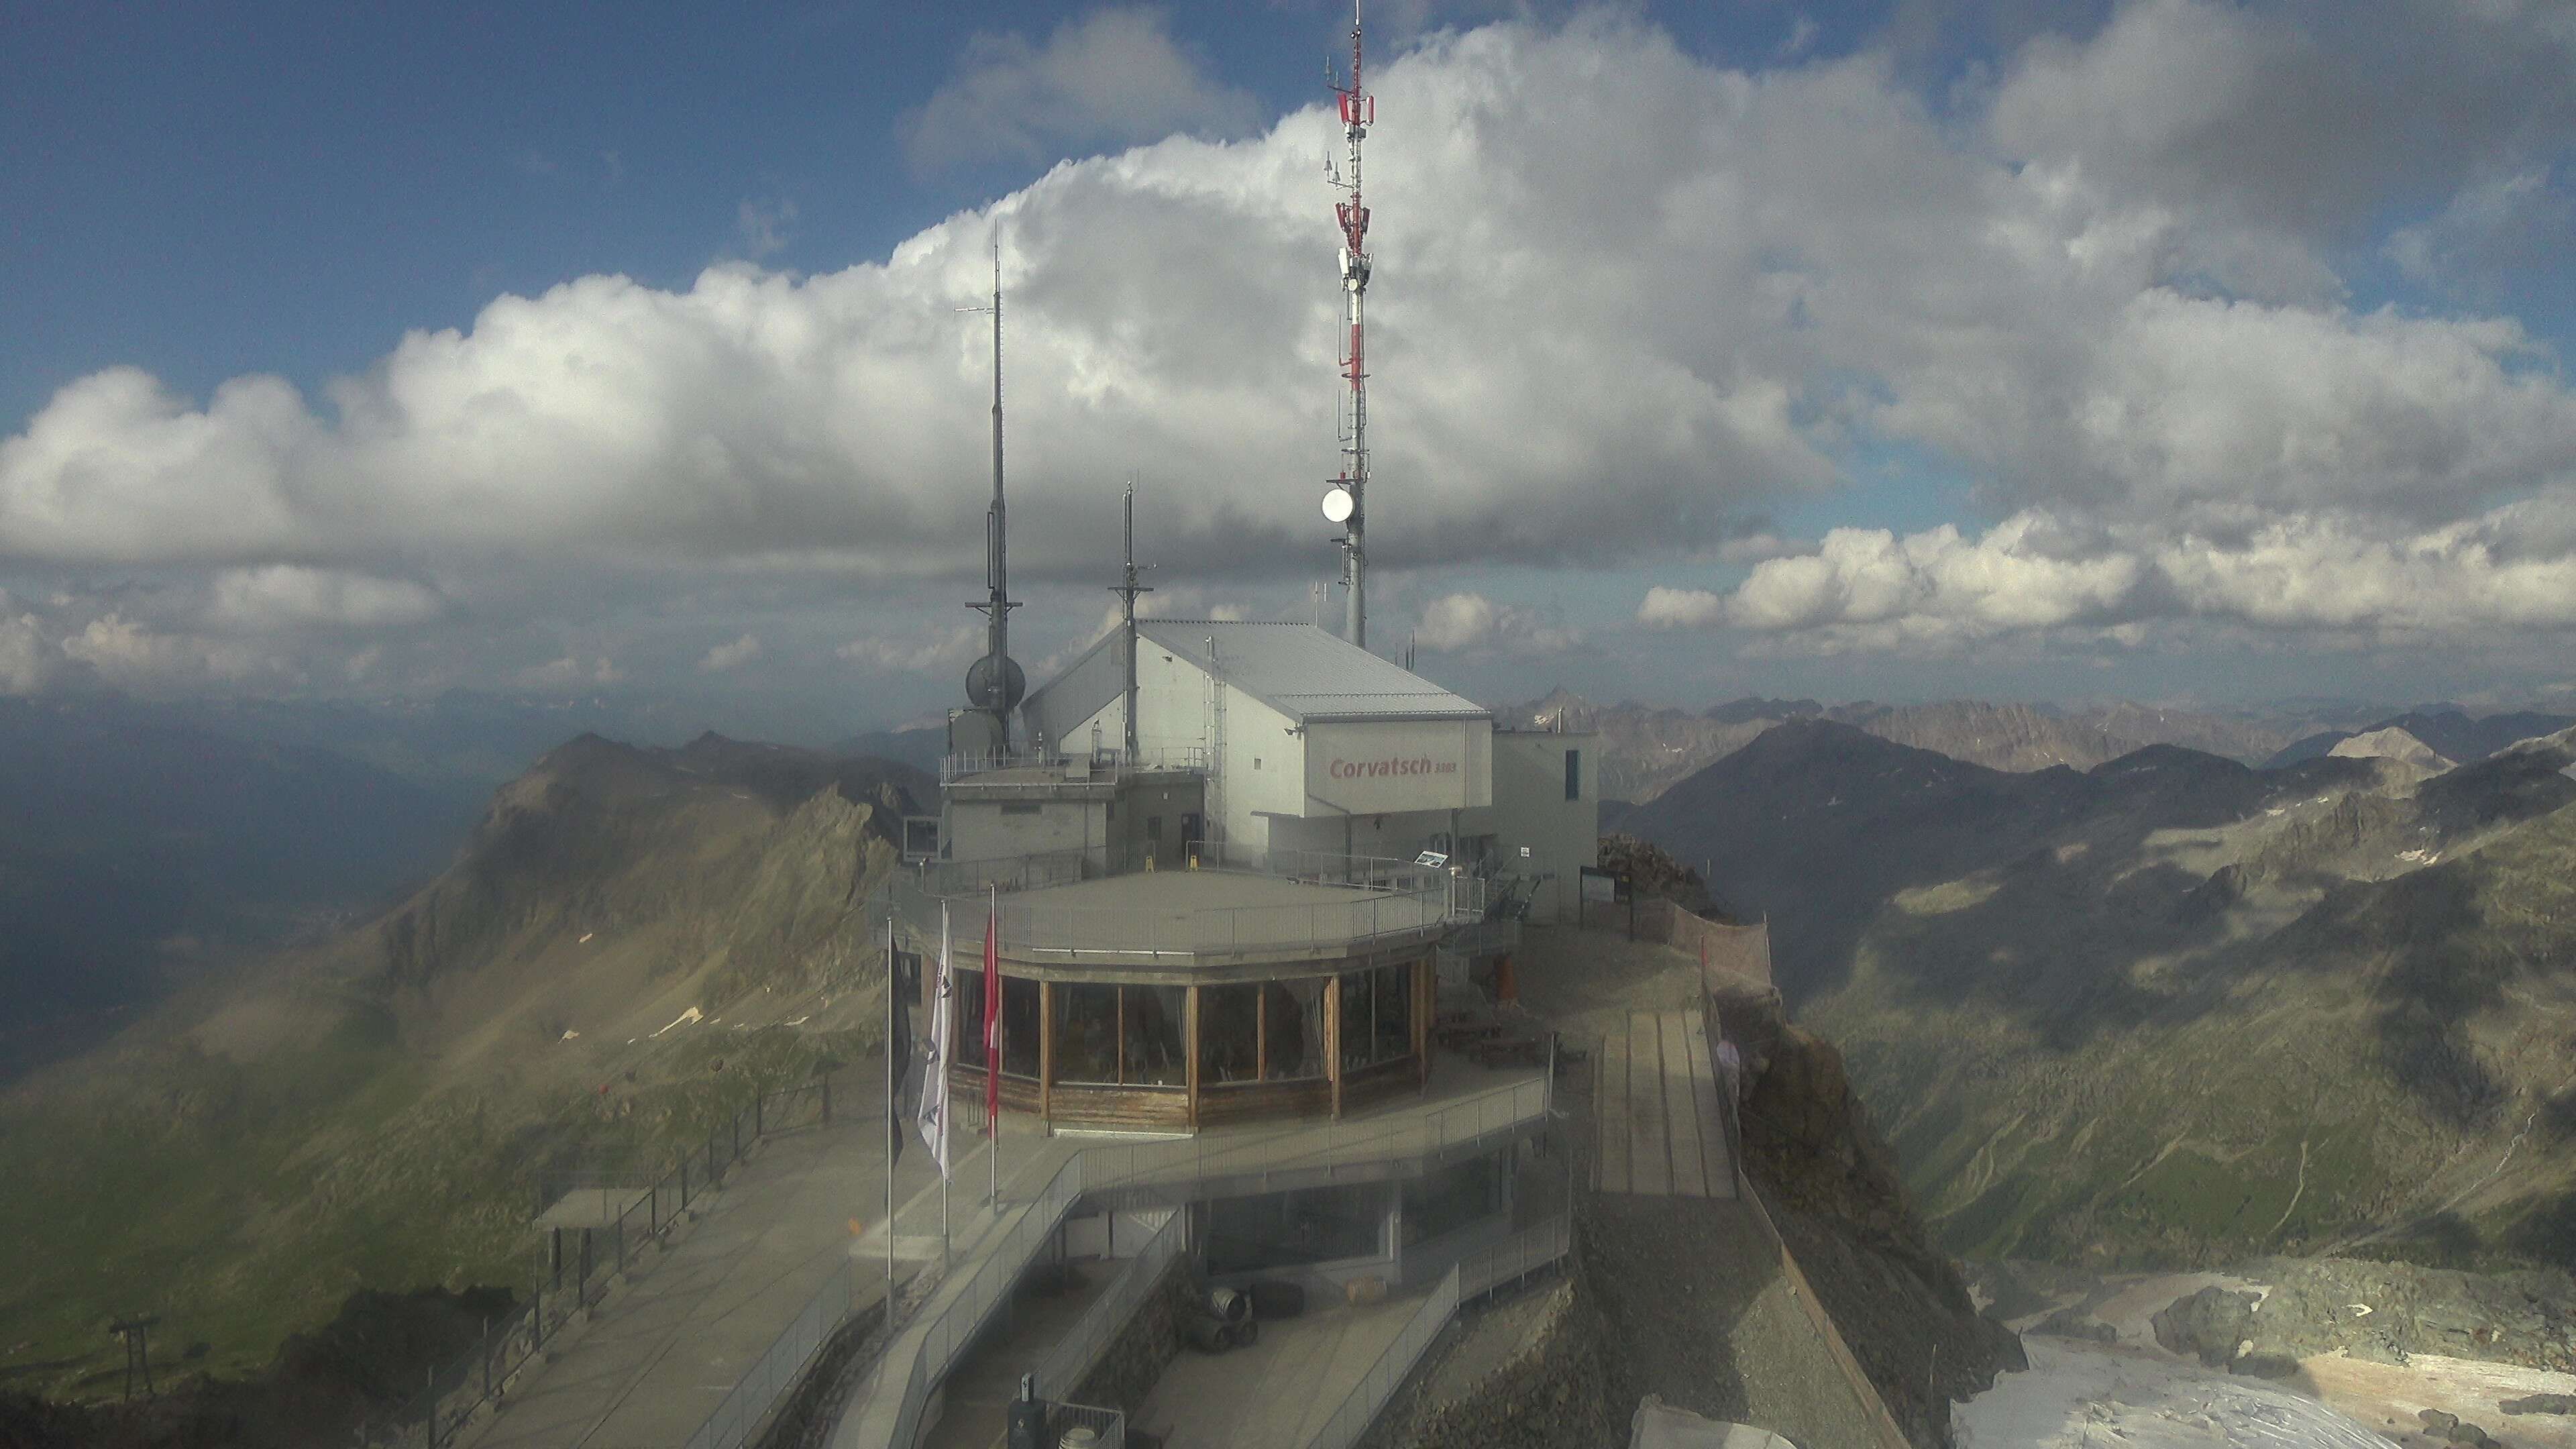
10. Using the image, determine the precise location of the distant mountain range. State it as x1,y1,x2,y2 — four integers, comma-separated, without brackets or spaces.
0,698,480,1078
0,729,926,1408
1623,718,2576,1271
1519,688,2571,810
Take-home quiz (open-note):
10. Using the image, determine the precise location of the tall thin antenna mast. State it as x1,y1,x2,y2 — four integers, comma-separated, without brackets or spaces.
1322,0,1375,649
961,229,1023,752
1110,479,1152,760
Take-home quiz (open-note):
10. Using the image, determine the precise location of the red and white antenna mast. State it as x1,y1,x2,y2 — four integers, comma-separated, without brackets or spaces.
1321,0,1376,649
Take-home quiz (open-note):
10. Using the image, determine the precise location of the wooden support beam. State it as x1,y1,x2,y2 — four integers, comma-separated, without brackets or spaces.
1256,985,1269,1083
1326,973,1344,1120
1038,979,1055,1125
1115,985,1126,1087
1185,985,1202,1131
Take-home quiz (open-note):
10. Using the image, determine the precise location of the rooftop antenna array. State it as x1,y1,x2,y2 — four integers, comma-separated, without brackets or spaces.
1321,0,1375,649
959,228,1023,754
1110,479,1153,760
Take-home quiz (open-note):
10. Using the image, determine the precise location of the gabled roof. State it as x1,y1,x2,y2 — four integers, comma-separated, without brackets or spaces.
1140,621,1489,724
1022,620,1489,740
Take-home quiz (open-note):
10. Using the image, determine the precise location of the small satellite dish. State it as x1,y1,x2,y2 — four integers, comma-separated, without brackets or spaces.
1321,486,1354,523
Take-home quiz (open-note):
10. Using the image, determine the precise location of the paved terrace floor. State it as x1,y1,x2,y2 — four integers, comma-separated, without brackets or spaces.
468,1052,1543,1449
831,1056,1546,1448
1135,1294,1427,1449
1000,869,1450,959
467,1075,944,1449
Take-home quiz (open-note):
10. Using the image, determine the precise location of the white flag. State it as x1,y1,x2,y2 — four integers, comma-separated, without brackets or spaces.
916,904,954,1178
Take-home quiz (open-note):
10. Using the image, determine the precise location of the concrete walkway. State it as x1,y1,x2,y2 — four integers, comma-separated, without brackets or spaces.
469,1078,938,1449
1595,1010,1735,1199
1132,1296,1426,1449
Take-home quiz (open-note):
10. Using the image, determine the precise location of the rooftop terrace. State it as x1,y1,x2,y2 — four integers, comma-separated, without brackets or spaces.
885,847,1485,974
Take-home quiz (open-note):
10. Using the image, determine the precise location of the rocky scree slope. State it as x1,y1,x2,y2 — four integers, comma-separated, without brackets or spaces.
1625,722,2576,1271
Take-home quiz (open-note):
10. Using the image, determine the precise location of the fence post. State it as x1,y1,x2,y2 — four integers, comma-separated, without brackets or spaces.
580,1229,592,1307
680,1158,691,1212
425,1366,437,1449
533,1282,543,1351
756,1091,765,1137
822,1071,831,1124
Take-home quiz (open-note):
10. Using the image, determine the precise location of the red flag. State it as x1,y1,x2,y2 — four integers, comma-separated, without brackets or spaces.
983,889,1002,1130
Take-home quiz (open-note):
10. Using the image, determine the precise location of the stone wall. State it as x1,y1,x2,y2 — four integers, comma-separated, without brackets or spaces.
1069,1256,1191,1415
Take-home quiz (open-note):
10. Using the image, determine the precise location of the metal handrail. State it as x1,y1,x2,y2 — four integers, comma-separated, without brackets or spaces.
1303,1264,1462,1449
1031,1208,1185,1401
885,847,1487,963
688,1074,1552,1449
941,747,1209,785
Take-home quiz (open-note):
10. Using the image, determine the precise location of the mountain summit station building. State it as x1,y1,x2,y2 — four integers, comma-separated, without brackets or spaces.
888,619,1597,1132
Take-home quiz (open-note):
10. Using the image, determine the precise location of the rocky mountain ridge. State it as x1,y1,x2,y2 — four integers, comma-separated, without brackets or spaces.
0,732,926,1415
1623,720,2576,1271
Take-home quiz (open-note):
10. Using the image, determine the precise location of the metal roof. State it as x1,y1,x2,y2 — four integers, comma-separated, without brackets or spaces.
1021,631,1127,749
1136,621,1489,724
1020,620,1490,741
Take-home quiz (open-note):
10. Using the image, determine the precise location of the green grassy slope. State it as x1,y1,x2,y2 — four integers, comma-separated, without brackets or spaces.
1631,721,2576,1270
0,733,922,1400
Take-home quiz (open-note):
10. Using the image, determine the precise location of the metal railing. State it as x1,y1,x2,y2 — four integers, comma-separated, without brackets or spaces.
1303,1263,1462,1449
1030,1209,1186,1400
680,1260,857,1449
881,1152,1095,1449
886,847,1485,964
699,1074,1552,1449
1049,1401,1127,1448
941,747,1208,786
1295,1214,1572,1449
363,1074,835,1448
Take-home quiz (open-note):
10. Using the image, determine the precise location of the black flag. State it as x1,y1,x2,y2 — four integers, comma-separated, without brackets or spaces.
888,947,922,1167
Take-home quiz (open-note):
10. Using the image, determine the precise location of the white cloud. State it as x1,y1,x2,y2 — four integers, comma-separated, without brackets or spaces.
837,624,983,674
1637,586,1725,630
698,632,763,672
1650,492,2576,650
517,653,622,689
901,8,1260,172
1414,591,1580,655
737,198,798,260
207,565,444,631
0,613,54,694
60,612,289,690
3,5,2573,698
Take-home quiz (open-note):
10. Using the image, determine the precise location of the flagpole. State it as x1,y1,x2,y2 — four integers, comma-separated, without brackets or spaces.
883,915,896,1299
989,884,1001,1205
941,904,951,1269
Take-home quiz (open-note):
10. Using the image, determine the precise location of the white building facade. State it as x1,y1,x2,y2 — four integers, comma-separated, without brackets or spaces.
1016,621,1597,922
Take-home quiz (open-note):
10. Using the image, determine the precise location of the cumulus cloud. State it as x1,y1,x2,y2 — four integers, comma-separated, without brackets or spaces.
0,613,54,694
60,612,290,691
837,624,984,674
1646,492,2576,649
517,653,621,689
901,8,1260,172
206,565,444,632
4,3,2574,696
1413,591,1581,655
698,632,762,672
737,198,798,259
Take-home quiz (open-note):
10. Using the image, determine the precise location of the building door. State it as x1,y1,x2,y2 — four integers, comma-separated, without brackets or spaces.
1181,812,1203,857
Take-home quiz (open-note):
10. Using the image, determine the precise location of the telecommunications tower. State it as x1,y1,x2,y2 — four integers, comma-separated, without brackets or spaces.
1321,0,1375,648
960,232,1023,757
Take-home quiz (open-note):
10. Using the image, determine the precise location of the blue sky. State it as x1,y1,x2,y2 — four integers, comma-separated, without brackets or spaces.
4,1,2574,737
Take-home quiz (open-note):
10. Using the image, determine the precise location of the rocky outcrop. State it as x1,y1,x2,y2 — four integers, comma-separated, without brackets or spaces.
2149,1258,2576,1376
1364,1279,1615,1449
